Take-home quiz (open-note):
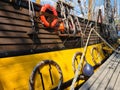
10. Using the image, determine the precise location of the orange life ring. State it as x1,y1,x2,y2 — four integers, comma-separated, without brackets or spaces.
40,4,58,28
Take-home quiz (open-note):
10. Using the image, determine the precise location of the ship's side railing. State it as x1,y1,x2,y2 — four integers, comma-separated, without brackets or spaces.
0,0,102,58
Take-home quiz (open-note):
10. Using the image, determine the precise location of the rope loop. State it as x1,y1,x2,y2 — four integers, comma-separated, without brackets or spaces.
29,60,63,90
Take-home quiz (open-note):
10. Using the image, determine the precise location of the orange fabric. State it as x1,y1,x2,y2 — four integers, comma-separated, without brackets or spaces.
58,22,65,32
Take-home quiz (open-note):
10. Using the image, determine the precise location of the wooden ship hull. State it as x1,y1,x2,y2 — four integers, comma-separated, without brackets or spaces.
0,0,118,90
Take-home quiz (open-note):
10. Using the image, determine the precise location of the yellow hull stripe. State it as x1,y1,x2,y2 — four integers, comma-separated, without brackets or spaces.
0,43,107,90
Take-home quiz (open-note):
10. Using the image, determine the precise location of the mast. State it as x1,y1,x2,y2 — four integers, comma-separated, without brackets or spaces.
88,0,93,20
104,0,118,43
104,0,113,24
78,0,84,16
36,0,40,4
114,0,117,19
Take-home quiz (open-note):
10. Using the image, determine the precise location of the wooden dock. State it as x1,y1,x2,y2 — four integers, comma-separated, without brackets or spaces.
79,48,120,90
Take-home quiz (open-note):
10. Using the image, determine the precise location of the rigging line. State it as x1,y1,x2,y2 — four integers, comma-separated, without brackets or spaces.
42,0,82,14
71,25,119,89
81,0,99,34
29,0,35,17
28,0,37,49
78,0,84,16
93,29,120,54
83,20,90,34
81,3,97,34
41,0,82,13
93,9,119,54
70,27,94,90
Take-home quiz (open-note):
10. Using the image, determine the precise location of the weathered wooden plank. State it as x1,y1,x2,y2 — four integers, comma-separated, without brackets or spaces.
0,38,33,45
105,58,120,90
38,29,58,34
0,24,32,32
0,45,33,52
0,17,31,27
0,31,59,39
96,54,120,90
89,54,119,90
114,67,120,90
0,2,29,15
0,43,64,52
40,39,62,43
79,51,117,90
82,41,100,46
0,25,58,34
88,41,100,45
84,36,99,39
0,38,62,44
0,10,30,21
80,23,100,28
81,27,100,30
83,38,100,42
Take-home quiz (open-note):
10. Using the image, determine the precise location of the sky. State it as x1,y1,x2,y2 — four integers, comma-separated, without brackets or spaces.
32,0,120,18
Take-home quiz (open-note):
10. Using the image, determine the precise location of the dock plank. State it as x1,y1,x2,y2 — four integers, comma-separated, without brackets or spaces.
106,57,120,90
79,52,116,90
97,54,120,90
114,69,120,90
89,53,119,90
79,50,119,90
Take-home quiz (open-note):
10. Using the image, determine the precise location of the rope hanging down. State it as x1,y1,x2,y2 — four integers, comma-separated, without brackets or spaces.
28,0,39,49
27,0,37,35
93,29,120,53
70,27,94,90
70,27,120,90
29,0,35,29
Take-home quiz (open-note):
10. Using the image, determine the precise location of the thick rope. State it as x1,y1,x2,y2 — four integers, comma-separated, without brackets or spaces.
70,28,94,90
28,0,35,27
29,60,63,90
93,29,120,53
29,0,35,17
28,0,38,49
71,26,120,89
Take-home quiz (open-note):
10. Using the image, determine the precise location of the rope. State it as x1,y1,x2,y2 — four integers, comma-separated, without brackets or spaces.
78,0,84,16
28,0,38,49
83,20,90,34
70,1,119,89
28,0,35,27
28,0,35,33
72,52,87,73
71,26,119,89
93,29,120,53
59,1,68,28
29,60,63,90
70,27,94,90
28,1,34,25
